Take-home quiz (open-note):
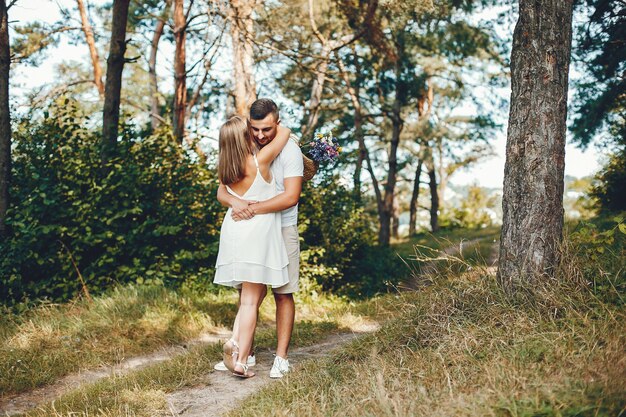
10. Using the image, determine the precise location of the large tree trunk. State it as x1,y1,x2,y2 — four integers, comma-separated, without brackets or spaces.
427,161,439,233
101,0,130,164
76,0,105,96
0,0,10,238
173,0,186,142
149,0,170,131
228,0,256,116
408,159,423,236
497,0,573,291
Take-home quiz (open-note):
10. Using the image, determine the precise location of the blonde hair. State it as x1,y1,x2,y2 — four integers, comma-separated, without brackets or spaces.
218,115,254,185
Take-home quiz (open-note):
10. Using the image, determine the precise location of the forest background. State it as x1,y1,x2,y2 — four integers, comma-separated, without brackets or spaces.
0,0,623,306
0,0,624,415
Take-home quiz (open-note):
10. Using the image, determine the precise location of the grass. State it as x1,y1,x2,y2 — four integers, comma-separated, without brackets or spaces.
392,225,501,259
17,319,342,417
228,222,625,417
231,277,625,416
0,285,228,395
6,222,622,416
0,279,375,399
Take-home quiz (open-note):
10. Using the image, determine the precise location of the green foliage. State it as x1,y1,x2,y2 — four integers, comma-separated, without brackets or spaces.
0,100,224,304
298,176,406,297
572,0,625,147
448,185,497,229
590,148,626,212
11,22,59,65
569,214,626,302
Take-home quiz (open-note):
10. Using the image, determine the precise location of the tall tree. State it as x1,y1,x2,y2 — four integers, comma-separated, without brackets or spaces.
299,0,377,140
571,0,625,148
497,0,574,291
76,0,105,96
227,0,256,115
173,0,186,141
149,0,171,131
0,0,10,237
101,0,130,164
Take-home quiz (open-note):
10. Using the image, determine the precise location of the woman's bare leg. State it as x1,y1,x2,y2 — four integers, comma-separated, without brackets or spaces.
231,286,267,345
234,282,266,375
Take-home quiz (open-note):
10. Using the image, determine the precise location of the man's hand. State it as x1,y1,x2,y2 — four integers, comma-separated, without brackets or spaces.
231,199,257,221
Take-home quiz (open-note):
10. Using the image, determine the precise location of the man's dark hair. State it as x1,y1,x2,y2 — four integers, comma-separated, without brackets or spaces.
250,98,279,121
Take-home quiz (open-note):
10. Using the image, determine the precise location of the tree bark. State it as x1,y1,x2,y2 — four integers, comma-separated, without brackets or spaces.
149,0,171,131
101,0,130,164
353,144,364,202
301,0,378,140
300,45,331,139
379,58,404,246
228,0,256,116
76,0,105,96
173,0,186,142
427,161,439,233
497,0,573,291
408,159,423,235
337,52,379,210
408,79,431,236
0,0,10,238
391,198,400,239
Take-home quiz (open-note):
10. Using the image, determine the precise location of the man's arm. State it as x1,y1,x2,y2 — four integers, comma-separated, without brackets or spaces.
217,184,256,220
232,176,302,220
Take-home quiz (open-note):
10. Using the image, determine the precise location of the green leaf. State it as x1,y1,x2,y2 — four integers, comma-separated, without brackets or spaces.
619,223,626,235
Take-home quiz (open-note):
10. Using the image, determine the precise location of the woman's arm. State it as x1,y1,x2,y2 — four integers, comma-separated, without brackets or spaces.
255,125,291,167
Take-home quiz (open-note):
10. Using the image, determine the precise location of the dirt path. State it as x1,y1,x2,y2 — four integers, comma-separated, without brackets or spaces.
0,331,231,416
165,330,372,417
1,326,379,417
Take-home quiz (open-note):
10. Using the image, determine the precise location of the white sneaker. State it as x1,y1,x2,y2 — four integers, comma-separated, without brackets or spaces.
269,355,289,379
214,354,256,371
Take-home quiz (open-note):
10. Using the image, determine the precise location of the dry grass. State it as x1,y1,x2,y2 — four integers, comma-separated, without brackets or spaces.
1,276,377,416
230,265,625,417
0,285,230,395
17,319,343,417
0,280,366,398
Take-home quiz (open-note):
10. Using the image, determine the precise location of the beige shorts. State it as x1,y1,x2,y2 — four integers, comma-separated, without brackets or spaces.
273,225,300,294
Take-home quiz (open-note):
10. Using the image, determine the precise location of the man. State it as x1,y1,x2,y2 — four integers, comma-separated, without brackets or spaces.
215,98,303,378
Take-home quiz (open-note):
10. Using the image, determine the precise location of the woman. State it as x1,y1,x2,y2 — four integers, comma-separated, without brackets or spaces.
214,115,291,378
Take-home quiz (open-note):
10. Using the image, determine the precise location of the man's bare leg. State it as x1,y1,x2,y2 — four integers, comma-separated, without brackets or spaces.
274,292,295,358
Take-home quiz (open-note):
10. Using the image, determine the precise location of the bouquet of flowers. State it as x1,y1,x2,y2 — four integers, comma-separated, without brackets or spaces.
307,132,341,162
301,131,341,181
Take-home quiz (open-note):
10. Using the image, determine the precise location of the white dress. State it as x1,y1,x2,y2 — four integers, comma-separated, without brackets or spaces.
214,155,289,288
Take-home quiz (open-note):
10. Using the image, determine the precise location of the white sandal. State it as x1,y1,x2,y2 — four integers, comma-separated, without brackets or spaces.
233,361,255,378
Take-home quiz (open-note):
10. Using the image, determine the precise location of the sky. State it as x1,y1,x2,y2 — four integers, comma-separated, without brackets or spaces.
8,0,604,190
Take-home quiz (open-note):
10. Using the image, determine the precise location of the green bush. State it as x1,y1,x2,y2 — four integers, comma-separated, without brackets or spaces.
298,176,406,297
0,100,224,304
590,148,626,213
568,214,626,303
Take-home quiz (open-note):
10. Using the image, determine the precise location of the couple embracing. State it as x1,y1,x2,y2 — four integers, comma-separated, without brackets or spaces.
213,98,303,378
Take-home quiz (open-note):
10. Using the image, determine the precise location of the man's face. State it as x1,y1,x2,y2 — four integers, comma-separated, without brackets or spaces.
249,114,279,147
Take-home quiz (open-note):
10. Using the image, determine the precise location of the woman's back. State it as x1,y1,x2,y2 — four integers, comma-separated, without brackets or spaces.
226,154,273,200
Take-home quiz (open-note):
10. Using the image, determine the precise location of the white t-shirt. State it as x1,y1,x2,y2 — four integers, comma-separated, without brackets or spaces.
270,135,304,227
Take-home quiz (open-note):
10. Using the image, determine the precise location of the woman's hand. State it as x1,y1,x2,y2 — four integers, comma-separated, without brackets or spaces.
231,198,258,221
